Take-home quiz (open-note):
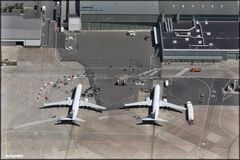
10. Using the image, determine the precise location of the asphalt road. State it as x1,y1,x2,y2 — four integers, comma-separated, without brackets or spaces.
2,45,239,159
58,31,157,68
163,77,239,157
164,78,239,106
56,31,238,109
57,31,159,109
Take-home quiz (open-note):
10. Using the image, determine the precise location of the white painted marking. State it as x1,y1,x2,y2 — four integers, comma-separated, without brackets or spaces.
98,116,109,120
175,68,190,77
148,69,160,77
137,69,155,76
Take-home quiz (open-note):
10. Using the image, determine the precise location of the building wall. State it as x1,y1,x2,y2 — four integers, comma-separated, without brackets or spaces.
163,50,224,61
81,14,159,23
79,1,239,16
80,1,159,15
78,0,239,27
69,0,76,15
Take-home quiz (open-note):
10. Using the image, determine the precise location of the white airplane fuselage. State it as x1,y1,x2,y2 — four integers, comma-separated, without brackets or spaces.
152,84,160,119
42,83,106,122
71,84,82,120
124,83,186,122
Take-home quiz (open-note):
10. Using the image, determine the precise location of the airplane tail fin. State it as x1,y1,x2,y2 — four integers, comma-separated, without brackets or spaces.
142,117,168,122
142,117,155,121
74,117,85,122
155,117,168,122
58,117,73,121
58,117,85,122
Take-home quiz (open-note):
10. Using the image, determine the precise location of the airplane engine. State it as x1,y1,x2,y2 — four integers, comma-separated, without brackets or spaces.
67,97,71,101
69,111,73,116
163,98,167,102
146,97,150,101
84,98,88,102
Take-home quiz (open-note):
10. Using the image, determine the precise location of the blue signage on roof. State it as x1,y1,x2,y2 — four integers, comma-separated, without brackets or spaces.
81,5,104,11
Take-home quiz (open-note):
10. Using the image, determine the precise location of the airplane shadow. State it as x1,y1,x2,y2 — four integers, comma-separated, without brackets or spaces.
39,105,68,109
79,106,103,113
54,120,80,127
136,121,162,127
160,107,183,113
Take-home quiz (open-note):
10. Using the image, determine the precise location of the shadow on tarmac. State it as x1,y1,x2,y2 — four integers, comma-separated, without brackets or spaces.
136,121,162,127
54,120,81,127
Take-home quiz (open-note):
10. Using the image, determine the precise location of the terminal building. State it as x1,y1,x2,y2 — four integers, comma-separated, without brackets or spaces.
61,0,239,61
1,1,239,61
62,1,239,30
1,1,41,46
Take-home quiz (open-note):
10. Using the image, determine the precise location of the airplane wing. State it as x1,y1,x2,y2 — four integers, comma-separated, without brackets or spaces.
81,101,106,110
160,101,186,111
42,99,73,108
124,100,152,107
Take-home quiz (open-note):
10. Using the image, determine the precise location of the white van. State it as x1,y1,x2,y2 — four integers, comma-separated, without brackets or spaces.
126,31,139,36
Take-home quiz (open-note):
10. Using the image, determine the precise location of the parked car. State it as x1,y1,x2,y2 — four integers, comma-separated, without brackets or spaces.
94,88,101,93
8,59,17,66
115,79,127,86
65,36,73,41
190,66,201,72
164,80,169,87
1,59,17,66
126,31,139,36
65,46,73,51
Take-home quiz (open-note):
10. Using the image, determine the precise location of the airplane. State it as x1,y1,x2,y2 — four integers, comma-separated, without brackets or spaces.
41,83,106,122
124,84,186,122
